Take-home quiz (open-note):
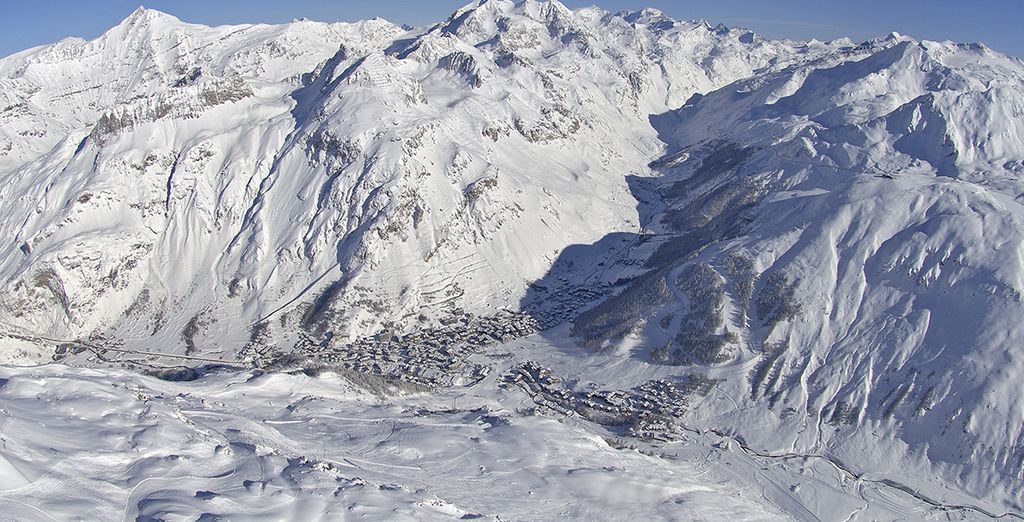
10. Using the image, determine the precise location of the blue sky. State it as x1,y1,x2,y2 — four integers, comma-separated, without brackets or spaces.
1,1,1021,59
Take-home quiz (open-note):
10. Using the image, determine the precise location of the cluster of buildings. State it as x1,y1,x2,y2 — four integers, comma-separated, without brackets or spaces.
524,282,610,329
502,361,716,442
302,310,541,387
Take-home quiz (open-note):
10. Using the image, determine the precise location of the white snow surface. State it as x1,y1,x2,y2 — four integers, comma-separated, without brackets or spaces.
0,361,994,520
0,2,819,355
1,0,1024,519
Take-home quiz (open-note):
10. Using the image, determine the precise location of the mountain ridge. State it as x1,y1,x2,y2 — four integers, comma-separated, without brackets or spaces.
2,0,1024,514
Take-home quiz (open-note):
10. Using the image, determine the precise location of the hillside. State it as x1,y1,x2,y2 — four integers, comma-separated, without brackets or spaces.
1,1,1024,517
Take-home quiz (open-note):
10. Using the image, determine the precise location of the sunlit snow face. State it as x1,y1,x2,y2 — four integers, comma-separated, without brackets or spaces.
1,3,1024,519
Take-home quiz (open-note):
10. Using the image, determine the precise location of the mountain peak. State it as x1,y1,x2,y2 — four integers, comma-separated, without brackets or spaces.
4,4,1024,517
518,0,573,19
118,6,181,29
435,0,580,40
97,6,183,45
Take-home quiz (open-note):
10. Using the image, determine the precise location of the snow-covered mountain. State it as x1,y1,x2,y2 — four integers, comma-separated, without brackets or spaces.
560,31,1024,509
0,2,823,359
2,0,1024,516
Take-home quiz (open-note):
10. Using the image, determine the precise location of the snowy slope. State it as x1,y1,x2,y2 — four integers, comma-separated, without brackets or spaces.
563,34,1024,510
1,0,1024,517
0,362,993,521
0,2,820,361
